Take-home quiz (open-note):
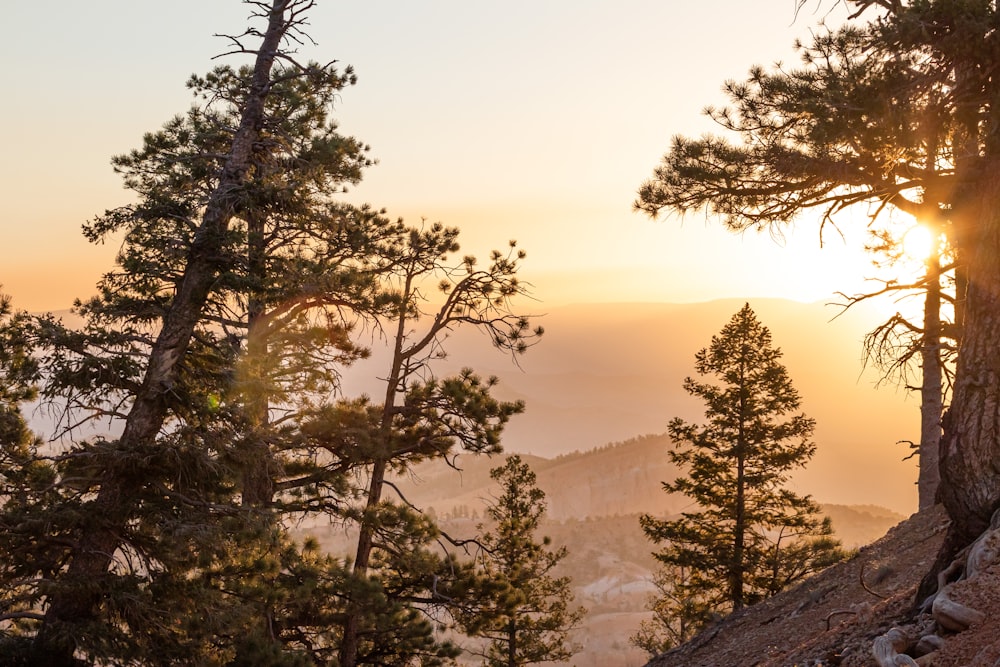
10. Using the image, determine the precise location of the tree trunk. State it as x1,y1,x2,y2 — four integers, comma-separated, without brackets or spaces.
733,445,746,610
338,457,388,667
32,4,292,663
507,618,517,667
242,208,276,508
339,288,408,667
918,233,943,511
234,210,283,660
915,54,988,601
935,162,1000,573
732,371,748,610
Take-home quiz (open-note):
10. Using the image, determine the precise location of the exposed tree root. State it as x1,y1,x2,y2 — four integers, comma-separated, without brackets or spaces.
824,601,871,631
927,509,1000,632
872,508,1000,664
870,506,1000,667
932,585,985,632
872,627,919,666
860,559,889,599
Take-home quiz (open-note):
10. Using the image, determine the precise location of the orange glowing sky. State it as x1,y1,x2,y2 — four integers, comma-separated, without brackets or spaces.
0,0,888,312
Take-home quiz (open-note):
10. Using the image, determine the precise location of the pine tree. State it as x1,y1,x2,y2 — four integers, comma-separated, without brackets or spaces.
336,232,543,667
459,455,584,667
0,289,37,453
629,566,708,656
1,10,542,663
0,289,56,663
0,3,401,664
639,304,845,643
0,4,547,663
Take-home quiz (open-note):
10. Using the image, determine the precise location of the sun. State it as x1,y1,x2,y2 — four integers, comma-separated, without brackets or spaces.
902,224,934,263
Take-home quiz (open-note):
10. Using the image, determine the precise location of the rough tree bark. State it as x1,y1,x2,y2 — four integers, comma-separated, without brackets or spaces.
931,162,1000,589
914,41,996,599
32,3,297,663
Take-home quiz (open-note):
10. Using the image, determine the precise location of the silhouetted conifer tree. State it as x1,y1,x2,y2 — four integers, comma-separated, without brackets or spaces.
336,233,542,667
0,0,549,661
630,565,708,655
638,304,844,650
0,289,56,663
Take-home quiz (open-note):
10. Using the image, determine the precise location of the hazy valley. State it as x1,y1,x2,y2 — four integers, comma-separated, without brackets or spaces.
299,434,906,666
33,298,921,512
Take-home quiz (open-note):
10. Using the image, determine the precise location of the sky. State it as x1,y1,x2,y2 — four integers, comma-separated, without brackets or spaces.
0,0,889,313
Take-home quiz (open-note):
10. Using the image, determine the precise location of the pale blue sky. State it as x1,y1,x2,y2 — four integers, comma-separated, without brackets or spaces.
1,1,881,311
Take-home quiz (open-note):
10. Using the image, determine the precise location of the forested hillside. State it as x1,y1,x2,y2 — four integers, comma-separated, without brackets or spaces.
296,437,904,667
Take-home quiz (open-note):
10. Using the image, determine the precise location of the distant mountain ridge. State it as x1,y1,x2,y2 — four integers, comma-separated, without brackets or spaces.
373,298,918,513
395,433,681,521
391,434,904,548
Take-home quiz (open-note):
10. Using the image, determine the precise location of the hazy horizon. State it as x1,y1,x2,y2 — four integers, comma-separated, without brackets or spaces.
24,297,919,515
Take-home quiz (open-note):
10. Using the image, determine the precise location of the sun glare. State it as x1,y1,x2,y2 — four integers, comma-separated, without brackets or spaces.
902,224,934,263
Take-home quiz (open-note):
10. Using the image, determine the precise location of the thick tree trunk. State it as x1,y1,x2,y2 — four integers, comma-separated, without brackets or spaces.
934,162,1000,576
914,52,989,601
31,4,292,663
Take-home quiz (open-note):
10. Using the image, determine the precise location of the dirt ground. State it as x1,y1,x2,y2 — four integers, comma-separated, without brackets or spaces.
644,505,1000,666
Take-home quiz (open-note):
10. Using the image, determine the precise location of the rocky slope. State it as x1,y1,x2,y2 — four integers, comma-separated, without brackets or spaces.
645,506,1000,667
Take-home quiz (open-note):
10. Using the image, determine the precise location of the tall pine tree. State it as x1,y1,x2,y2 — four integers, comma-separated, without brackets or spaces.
639,304,844,647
